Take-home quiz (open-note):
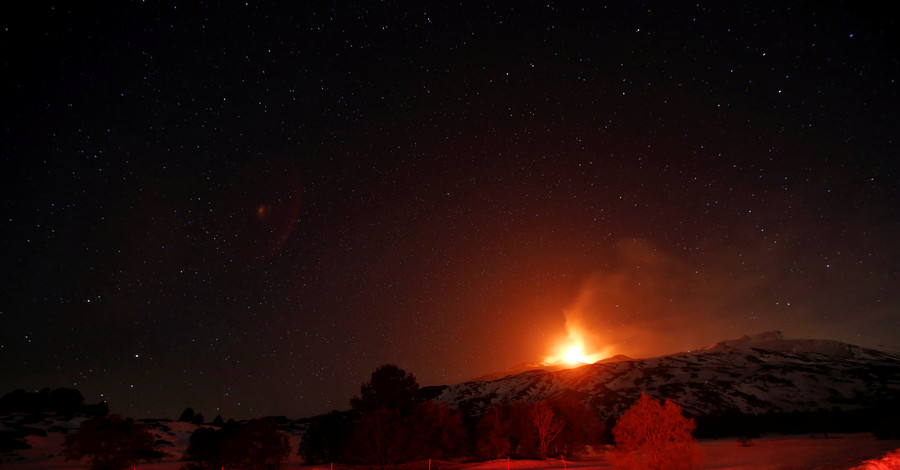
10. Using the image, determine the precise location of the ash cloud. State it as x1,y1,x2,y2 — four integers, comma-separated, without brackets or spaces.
564,238,781,358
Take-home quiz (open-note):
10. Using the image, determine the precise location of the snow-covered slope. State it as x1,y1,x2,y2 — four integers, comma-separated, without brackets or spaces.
700,330,881,358
433,331,900,421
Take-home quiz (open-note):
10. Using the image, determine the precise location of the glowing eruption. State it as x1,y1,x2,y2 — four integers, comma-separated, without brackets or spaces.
544,288,616,367
564,345,590,364
545,320,610,367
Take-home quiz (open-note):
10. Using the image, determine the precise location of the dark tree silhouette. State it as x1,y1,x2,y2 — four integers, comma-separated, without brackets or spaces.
299,410,354,464
179,407,196,423
49,387,84,412
192,412,205,426
407,401,467,459
348,408,410,468
182,426,226,467
0,387,88,414
182,419,289,470
350,364,420,413
346,401,466,465
222,418,291,470
82,400,109,418
62,414,162,470
211,414,224,427
609,393,703,470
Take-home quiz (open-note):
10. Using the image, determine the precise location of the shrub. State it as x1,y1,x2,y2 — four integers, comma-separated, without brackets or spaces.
608,393,703,470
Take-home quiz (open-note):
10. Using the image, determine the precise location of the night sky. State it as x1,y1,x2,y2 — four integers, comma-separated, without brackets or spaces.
2,2,898,420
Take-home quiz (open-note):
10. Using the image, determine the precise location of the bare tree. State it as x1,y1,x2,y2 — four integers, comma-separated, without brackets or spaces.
530,401,564,459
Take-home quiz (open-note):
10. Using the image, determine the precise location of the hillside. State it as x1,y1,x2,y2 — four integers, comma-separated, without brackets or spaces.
432,331,900,423
4,331,900,468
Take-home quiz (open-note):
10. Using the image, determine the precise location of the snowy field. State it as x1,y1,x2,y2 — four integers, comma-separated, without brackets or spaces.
6,426,900,470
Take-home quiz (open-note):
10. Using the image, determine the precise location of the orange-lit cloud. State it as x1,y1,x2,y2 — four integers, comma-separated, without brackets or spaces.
546,237,784,361
545,303,614,365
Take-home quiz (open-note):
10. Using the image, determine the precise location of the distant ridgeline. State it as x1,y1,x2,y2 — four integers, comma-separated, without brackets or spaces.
430,332,900,440
0,387,108,416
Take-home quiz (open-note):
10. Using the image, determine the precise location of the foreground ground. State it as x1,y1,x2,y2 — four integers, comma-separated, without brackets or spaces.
7,427,900,470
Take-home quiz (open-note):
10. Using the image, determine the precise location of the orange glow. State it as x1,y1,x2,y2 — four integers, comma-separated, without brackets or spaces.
543,297,616,368
545,321,611,367
564,345,590,364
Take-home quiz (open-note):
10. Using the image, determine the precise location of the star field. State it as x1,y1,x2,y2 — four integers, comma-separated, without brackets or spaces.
1,2,898,419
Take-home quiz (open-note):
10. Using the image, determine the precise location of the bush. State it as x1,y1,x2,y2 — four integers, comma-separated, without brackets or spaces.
608,393,703,470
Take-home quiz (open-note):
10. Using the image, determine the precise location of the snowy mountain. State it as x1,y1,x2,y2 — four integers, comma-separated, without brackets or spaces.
432,331,900,422
468,355,636,383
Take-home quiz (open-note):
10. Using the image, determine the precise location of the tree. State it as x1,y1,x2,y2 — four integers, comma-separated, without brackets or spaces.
222,418,291,470
507,402,539,458
476,405,511,459
350,364,420,413
182,426,227,468
347,408,411,469
0,387,89,414
407,401,467,460
531,401,565,459
608,393,703,470
345,401,466,466
179,407,196,423
299,410,355,464
49,387,84,413
182,419,290,470
548,394,604,457
62,414,162,470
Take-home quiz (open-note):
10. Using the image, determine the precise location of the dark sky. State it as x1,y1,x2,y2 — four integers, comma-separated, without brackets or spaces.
2,2,898,420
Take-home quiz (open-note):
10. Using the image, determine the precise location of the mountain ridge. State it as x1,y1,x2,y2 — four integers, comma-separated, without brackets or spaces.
433,331,900,423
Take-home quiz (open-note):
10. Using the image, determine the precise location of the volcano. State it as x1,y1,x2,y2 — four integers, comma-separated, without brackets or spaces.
430,331,900,425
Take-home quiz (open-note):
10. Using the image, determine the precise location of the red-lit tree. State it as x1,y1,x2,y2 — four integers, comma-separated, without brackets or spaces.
408,401,467,459
508,402,539,457
609,393,703,470
548,393,604,457
348,408,411,469
531,401,565,459
476,405,511,459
